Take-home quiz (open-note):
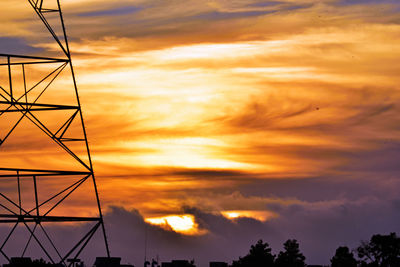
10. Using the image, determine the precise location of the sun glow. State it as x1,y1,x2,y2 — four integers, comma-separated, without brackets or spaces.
221,210,277,222
95,138,259,170
224,212,240,219
145,215,205,235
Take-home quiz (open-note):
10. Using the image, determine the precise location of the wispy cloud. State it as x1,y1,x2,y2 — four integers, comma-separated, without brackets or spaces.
1,0,400,264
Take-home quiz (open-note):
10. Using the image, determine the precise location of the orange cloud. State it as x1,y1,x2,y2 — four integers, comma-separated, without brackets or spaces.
2,0,400,228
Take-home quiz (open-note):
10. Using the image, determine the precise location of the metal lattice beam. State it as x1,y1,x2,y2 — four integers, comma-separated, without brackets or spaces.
0,1,110,265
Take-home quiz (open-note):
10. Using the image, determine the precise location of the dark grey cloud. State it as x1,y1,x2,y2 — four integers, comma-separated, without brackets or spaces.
110,197,400,266
338,142,400,173
192,10,277,21
0,37,43,55
58,0,315,45
1,185,399,266
78,6,142,17
7,198,398,267
247,2,285,8
335,0,400,6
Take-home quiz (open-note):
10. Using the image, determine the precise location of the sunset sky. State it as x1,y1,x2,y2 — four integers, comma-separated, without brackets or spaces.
1,0,400,266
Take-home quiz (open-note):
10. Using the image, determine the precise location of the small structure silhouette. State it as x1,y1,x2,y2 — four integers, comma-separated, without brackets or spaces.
161,260,195,267
2,257,63,266
67,258,84,267
3,257,32,267
94,257,122,267
209,262,228,267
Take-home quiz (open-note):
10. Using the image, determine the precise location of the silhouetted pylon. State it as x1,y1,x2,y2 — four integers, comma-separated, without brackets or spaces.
0,1,110,265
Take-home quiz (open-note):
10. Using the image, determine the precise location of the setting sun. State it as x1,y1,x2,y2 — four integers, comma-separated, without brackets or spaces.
221,210,277,222
145,215,205,235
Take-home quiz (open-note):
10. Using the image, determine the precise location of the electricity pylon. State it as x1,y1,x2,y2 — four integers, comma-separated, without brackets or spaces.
0,0,110,265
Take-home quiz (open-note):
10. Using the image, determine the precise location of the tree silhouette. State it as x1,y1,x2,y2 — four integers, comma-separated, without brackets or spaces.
231,239,275,267
357,232,400,267
330,246,357,267
275,239,306,267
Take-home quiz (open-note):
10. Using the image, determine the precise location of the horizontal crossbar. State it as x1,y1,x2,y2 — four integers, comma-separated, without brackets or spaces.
0,101,79,110
0,214,101,223
0,167,92,177
0,53,68,61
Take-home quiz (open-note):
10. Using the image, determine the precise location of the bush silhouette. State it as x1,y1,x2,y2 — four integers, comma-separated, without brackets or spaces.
231,239,275,267
275,239,306,267
331,246,357,267
357,232,400,267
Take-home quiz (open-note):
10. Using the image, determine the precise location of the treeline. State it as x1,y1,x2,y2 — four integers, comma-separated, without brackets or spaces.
2,232,399,267
230,232,400,267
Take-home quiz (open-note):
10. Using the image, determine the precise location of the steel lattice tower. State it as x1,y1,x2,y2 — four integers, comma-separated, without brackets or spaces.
0,0,110,265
